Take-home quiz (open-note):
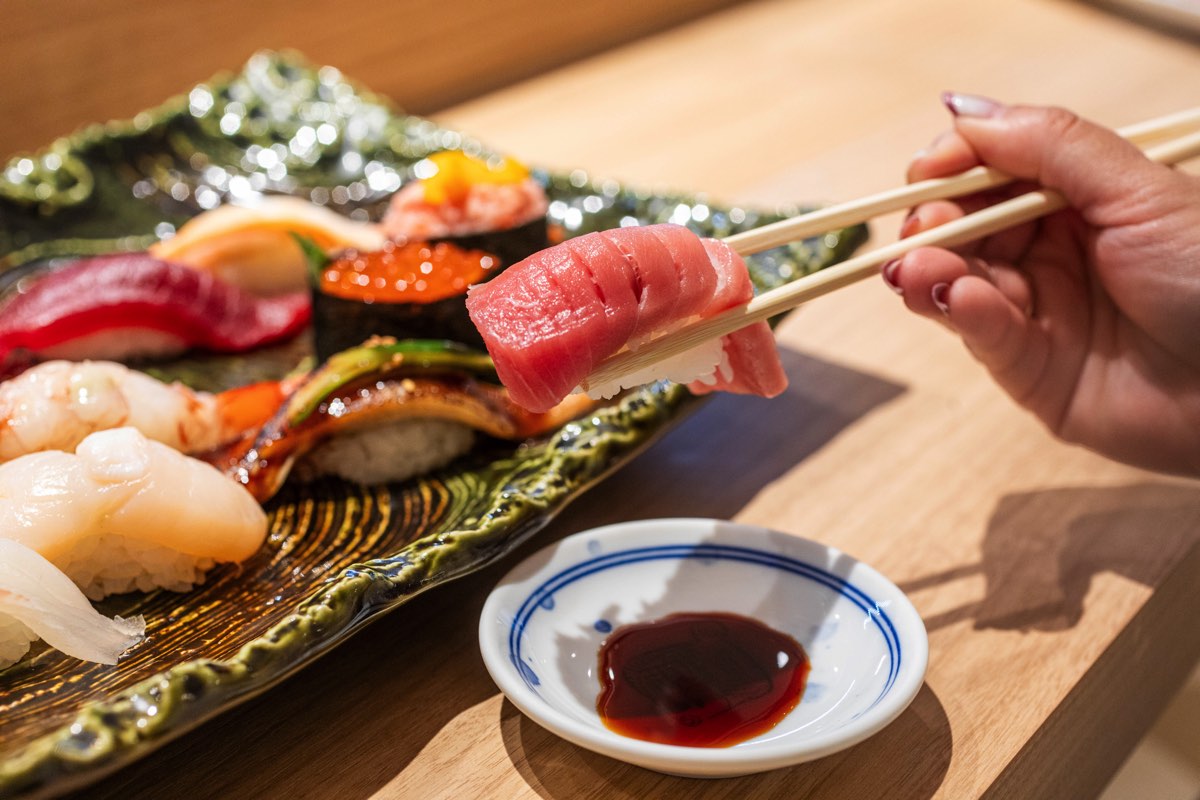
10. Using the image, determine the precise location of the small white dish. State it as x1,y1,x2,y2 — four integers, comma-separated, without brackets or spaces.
479,518,928,778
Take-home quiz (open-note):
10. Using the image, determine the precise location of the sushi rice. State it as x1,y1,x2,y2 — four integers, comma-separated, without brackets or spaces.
578,337,729,401
295,419,476,486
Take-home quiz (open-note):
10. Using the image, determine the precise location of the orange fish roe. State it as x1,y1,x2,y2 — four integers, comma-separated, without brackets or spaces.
321,241,497,304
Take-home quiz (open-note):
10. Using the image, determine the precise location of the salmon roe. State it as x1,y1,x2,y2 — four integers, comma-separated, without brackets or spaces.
320,241,496,304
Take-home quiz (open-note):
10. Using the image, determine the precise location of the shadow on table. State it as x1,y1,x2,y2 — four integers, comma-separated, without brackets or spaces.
500,683,952,799
554,345,906,523
64,349,903,800
903,482,1200,633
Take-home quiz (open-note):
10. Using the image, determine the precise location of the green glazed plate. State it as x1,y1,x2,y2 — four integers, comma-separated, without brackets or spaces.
0,52,866,799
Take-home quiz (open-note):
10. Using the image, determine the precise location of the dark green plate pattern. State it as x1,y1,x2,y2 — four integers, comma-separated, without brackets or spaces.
0,52,866,798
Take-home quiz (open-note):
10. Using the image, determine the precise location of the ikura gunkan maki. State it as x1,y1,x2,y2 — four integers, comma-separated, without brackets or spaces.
311,240,500,360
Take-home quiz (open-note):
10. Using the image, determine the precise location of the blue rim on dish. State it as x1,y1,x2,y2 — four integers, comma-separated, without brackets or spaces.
480,518,929,778
507,543,903,706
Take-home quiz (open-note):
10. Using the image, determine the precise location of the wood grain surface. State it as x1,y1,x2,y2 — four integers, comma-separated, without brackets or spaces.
0,0,743,159
44,0,1200,797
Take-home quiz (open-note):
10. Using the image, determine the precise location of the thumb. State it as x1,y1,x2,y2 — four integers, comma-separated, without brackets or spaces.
942,93,1177,226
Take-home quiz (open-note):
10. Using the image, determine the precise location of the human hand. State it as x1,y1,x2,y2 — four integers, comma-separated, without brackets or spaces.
884,93,1200,476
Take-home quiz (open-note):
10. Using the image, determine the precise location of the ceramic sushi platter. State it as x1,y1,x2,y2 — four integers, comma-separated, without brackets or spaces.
0,52,865,797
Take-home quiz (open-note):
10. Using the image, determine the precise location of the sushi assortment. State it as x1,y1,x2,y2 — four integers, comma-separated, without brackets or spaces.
0,147,783,677
0,149,561,671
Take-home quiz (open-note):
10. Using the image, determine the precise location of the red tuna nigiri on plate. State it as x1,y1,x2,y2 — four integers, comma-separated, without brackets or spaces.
465,223,787,413
0,253,310,372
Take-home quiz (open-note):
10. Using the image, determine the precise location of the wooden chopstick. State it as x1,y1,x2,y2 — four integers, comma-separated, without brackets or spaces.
581,121,1200,392
723,105,1200,256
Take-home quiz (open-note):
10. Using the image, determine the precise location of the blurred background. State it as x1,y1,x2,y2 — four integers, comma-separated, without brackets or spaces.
0,0,744,159
1,0,1197,796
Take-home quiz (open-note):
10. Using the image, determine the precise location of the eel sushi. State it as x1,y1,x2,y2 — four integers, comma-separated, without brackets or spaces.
150,195,387,296
0,360,285,463
381,150,550,269
0,427,268,600
218,338,593,502
0,253,310,377
465,223,787,413
0,539,144,669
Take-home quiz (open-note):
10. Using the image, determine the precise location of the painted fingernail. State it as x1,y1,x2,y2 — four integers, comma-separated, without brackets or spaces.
931,282,951,314
881,259,903,294
899,213,921,239
941,91,1003,118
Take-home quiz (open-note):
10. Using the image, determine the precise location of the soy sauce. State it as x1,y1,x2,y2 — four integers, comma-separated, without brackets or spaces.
596,612,810,747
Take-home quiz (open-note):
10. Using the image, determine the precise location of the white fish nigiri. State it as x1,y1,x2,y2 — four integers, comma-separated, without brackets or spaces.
0,539,145,669
0,427,268,600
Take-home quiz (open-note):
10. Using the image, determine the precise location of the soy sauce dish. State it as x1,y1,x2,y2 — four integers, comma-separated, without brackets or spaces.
478,518,928,778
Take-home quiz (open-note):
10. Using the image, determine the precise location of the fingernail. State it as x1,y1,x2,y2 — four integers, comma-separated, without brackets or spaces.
881,259,903,294
931,282,951,314
899,212,921,239
941,91,1003,118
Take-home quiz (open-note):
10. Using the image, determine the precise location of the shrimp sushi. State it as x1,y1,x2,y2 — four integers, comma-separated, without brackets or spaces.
0,427,268,600
0,360,285,463
465,223,787,413
0,539,144,669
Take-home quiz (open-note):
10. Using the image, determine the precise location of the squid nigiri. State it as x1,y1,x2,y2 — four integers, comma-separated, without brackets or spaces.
0,539,144,669
465,223,787,413
0,427,268,600
0,360,285,463
150,195,387,296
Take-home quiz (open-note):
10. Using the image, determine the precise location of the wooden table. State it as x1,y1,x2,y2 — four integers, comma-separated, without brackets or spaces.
70,0,1200,797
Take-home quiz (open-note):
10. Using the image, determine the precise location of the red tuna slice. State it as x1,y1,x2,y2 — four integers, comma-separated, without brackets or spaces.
0,253,311,369
644,224,717,321
686,239,786,398
596,226,681,341
466,226,788,412
561,234,640,363
701,233,756,313
467,237,632,412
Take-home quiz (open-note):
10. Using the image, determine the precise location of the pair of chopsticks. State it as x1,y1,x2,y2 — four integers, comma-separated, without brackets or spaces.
582,105,1200,391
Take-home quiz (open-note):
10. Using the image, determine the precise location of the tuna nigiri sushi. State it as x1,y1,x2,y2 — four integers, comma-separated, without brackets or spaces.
465,223,787,413
0,539,145,669
0,253,310,376
0,427,268,600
